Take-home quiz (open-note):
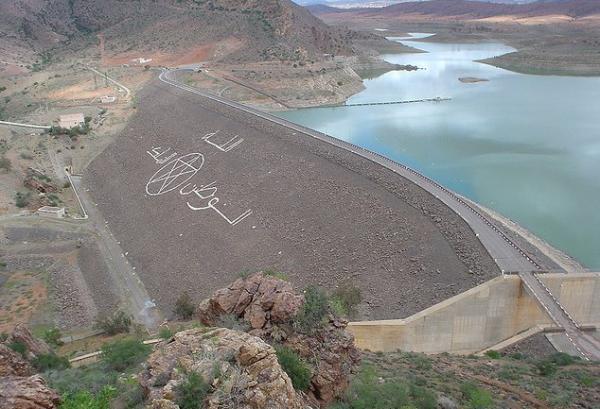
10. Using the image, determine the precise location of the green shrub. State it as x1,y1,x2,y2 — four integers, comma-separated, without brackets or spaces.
32,353,70,371
409,353,432,370
497,364,523,381
215,314,250,332
536,360,557,377
329,297,346,317
549,352,578,366
333,365,410,409
95,310,132,335
174,292,195,320
158,326,174,340
14,191,31,208
175,372,210,409
43,327,64,347
45,363,119,395
101,338,151,372
275,345,311,391
294,286,329,334
509,352,525,360
409,384,437,409
60,385,116,409
0,155,11,171
484,350,501,359
264,270,288,281
114,377,145,408
8,340,27,357
461,382,493,409
330,281,362,318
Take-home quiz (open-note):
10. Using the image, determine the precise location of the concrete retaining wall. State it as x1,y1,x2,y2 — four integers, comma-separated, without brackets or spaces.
538,273,600,325
348,273,600,354
348,275,551,354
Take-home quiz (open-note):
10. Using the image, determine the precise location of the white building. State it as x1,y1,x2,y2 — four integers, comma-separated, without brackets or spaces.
58,113,85,129
100,95,116,103
37,206,66,218
132,57,152,64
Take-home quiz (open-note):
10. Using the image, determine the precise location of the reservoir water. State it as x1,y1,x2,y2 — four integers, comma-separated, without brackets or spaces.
277,34,600,269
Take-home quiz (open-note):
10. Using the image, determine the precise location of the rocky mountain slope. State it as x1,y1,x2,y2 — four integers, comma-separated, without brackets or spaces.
0,0,386,65
310,0,600,20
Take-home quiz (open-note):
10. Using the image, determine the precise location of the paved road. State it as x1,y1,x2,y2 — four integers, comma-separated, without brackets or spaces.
520,272,600,360
160,68,539,274
159,68,600,359
88,67,131,99
0,120,50,130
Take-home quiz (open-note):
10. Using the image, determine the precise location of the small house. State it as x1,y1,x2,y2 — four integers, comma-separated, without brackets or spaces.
58,113,85,129
100,95,116,104
37,206,66,218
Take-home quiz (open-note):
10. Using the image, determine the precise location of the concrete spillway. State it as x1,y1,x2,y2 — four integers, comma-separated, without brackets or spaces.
348,273,600,357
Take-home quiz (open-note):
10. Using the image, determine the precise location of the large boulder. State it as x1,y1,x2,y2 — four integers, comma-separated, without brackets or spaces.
0,374,60,409
0,344,33,377
197,272,304,330
196,273,360,407
5,324,52,360
140,327,306,409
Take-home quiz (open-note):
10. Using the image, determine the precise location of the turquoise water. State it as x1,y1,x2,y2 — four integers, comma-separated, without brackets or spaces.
277,34,600,269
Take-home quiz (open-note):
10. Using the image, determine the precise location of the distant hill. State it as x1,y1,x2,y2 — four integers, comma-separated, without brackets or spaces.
309,0,600,19
297,0,561,5
0,0,374,64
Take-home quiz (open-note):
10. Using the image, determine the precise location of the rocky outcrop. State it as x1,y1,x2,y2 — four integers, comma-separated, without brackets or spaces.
140,327,306,409
197,272,304,330
0,375,60,409
285,318,359,404
24,168,58,194
0,344,33,377
5,323,52,360
0,325,60,408
197,272,360,407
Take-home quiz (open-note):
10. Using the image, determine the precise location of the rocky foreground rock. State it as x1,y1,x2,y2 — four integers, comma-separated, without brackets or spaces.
197,272,360,407
0,325,59,409
0,344,33,377
140,327,307,409
0,375,60,409
5,323,52,360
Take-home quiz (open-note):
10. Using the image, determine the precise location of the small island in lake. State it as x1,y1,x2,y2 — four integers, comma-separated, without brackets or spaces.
459,77,490,83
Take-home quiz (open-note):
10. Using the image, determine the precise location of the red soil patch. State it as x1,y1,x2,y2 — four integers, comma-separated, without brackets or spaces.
101,37,244,67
